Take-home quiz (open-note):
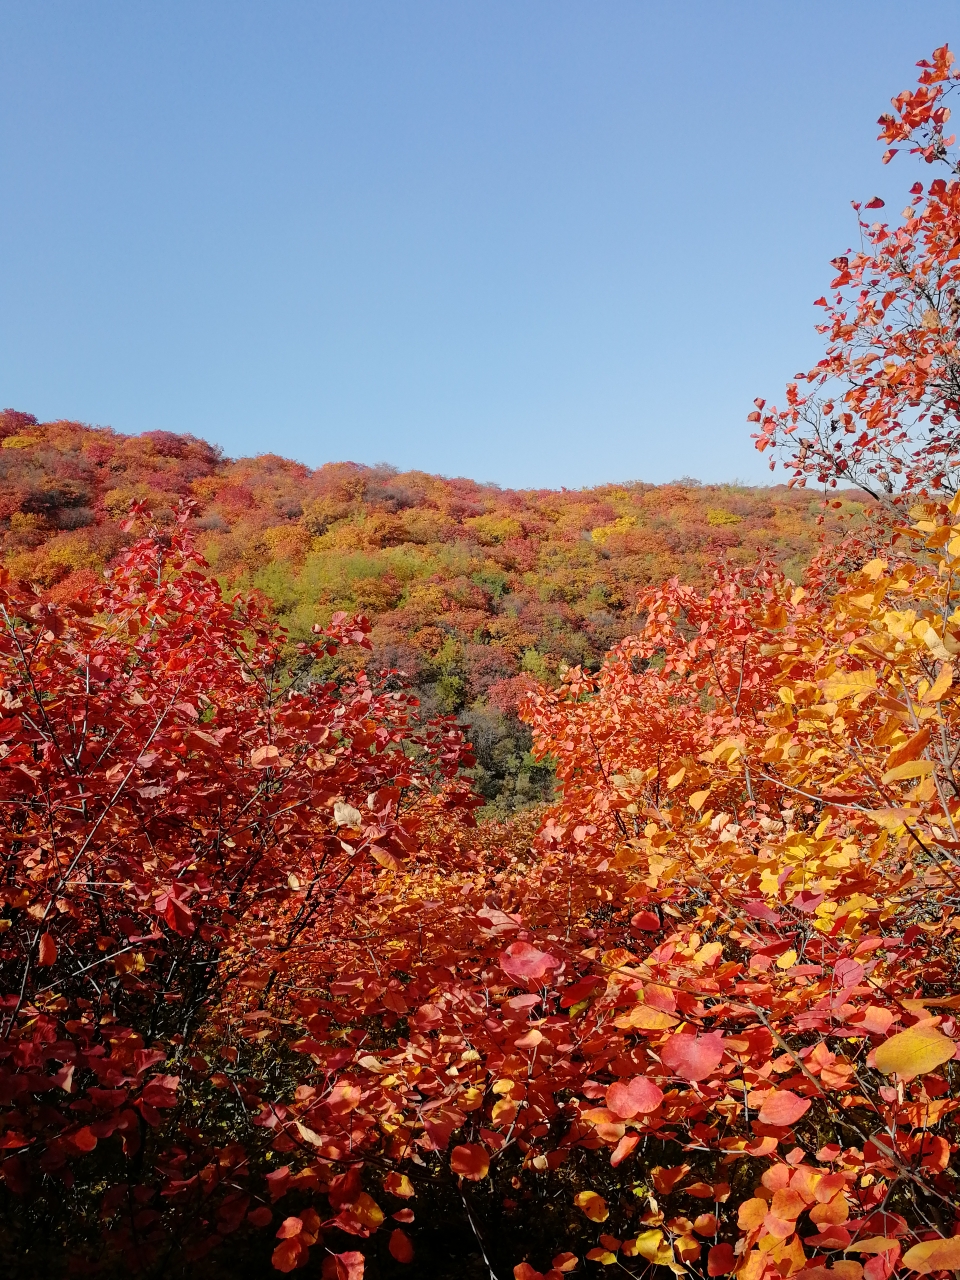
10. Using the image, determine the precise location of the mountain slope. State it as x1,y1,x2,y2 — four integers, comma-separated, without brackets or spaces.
0,408,871,809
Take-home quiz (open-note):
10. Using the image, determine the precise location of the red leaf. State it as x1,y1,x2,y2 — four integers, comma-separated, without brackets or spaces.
37,933,57,966
499,942,560,982
153,885,195,936
660,1031,725,1081
70,1126,97,1153
389,1228,414,1263
606,1075,663,1118
630,910,661,932
708,1244,736,1275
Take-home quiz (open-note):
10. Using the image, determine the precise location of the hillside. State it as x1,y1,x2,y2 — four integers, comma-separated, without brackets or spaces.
0,408,870,810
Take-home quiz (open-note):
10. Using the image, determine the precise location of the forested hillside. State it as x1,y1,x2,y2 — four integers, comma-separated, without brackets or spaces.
0,408,868,810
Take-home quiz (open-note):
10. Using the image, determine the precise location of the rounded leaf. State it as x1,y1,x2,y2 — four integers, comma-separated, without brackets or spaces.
450,1144,490,1181
661,1031,725,1081
272,1237,308,1273
37,933,57,967
251,744,292,769
500,942,560,982
874,1026,956,1080
757,1089,812,1126
384,1171,415,1198
574,1190,609,1222
389,1228,414,1264
606,1075,663,1118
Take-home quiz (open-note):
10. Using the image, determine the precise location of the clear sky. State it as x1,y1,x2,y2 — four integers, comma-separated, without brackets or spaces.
1,2,957,488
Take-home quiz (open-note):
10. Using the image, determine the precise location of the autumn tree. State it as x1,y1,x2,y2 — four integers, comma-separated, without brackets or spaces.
755,46,960,501
0,505,476,1274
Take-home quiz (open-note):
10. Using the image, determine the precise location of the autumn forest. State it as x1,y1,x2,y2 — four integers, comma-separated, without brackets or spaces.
3,45,960,1280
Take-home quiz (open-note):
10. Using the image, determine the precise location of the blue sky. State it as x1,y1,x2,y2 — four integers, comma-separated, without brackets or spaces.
1,2,957,488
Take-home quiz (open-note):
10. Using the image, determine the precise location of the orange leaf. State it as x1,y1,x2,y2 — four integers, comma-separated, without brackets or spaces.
251,744,292,769
757,1089,812,1126
651,1164,690,1195
272,1237,309,1273
321,1252,364,1280
738,1198,768,1230
610,1134,640,1166
450,1144,489,1181
902,1237,960,1274
389,1228,414,1264
37,933,57,967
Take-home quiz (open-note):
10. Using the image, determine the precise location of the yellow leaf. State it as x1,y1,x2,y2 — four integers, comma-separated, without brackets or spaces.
694,941,723,967
295,1120,324,1147
881,759,935,784
921,663,953,703
902,1236,960,1274
821,670,877,702
574,1190,609,1223
614,1004,678,1031
776,949,798,970
352,1192,384,1229
689,789,710,812
586,1250,618,1265
874,1025,956,1080
915,622,953,662
667,767,685,791
624,1230,665,1262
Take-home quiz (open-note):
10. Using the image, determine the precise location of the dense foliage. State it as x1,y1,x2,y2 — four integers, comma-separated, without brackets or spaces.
3,43,960,1280
0,408,863,813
